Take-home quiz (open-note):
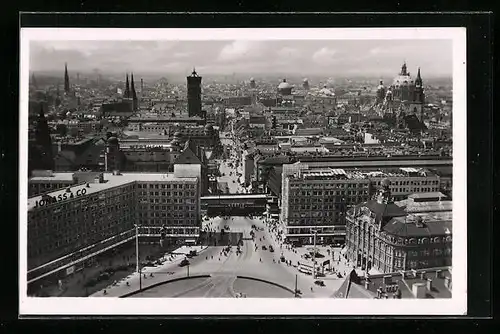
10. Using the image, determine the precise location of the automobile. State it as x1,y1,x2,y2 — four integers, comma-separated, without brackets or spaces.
251,224,256,229
232,180,235,183
314,280,325,287
262,245,267,250
280,255,285,262
178,259,190,267
269,246,274,252
189,250,198,256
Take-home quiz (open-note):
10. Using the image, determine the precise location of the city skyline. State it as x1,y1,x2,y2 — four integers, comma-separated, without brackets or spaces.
30,39,453,78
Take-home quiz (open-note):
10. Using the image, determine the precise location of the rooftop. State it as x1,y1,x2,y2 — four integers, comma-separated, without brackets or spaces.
28,172,198,211
334,267,453,299
29,171,75,182
384,213,452,237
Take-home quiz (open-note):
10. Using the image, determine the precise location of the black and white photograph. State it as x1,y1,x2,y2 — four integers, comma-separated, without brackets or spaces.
19,27,467,315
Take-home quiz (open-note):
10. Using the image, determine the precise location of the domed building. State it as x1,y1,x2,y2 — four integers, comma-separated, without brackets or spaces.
302,78,310,90
376,62,426,131
277,79,293,95
326,78,336,88
319,85,335,97
249,77,256,89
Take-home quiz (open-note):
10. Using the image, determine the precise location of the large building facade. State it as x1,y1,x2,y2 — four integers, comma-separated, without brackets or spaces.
280,163,443,245
345,182,452,274
27,172,201,271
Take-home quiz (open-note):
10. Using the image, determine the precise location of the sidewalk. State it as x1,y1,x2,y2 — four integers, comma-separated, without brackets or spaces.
91,245,209,297
255,218,347,297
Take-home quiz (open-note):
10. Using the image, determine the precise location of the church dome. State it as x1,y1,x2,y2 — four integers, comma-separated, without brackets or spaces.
303,78,308,83
278,79,292,90
250,77,255,82
319,86,334,96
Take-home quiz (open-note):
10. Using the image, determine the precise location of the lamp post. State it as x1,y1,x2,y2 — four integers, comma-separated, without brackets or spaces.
134,224,142,291
312,228,318,279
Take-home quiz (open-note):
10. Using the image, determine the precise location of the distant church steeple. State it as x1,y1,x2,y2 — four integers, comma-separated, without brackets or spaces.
64,63,70,94
131,73,138,110
31,73,38,89
124,73,130,98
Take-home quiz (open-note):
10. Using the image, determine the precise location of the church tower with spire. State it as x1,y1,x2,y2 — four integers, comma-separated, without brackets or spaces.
124,73,131,98
131,73,138,111
64,63,70,94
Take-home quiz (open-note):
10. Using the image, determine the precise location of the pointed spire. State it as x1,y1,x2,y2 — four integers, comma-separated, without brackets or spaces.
124,73,130,98
64,63,70,94
191,67,198,76
31,73,38,89
131,73,138,110
131,73,137,97
415,67,423,86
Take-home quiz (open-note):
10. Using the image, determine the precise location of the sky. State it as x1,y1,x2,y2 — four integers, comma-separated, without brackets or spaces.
29,39,453,79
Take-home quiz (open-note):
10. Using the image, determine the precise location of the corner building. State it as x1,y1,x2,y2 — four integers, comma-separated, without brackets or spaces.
345,180,452,274
27,171,200,270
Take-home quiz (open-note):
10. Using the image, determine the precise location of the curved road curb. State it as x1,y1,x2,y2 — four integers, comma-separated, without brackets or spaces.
120,275,211,298
235,275,299,297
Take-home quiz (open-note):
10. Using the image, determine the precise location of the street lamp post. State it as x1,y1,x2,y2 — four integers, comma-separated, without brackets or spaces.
134,224,142,291
312,228,318,279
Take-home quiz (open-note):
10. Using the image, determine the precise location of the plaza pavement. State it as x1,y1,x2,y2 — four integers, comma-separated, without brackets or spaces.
92,216,341,298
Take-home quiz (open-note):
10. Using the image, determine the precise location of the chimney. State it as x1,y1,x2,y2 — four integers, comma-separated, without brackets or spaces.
444,276,452,290
412,283,426,299
426,278,433,291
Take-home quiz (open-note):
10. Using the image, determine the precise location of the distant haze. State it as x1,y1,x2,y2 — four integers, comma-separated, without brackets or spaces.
30,39,452,80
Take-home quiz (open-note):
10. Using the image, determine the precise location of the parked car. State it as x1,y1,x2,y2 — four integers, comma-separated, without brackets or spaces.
262,245,267,250
269,246,274,252
280,255,285,262
314,280,325,287
179,259,190,267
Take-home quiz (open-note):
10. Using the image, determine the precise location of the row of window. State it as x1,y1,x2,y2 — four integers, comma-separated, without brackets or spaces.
347,230,453,245
137,219,198,226
138,191,197,197
137,183,195,189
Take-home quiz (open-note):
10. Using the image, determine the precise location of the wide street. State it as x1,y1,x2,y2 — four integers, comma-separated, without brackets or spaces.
92,215,344,298
216,133,245,194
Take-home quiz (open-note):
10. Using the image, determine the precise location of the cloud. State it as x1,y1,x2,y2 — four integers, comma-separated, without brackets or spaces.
217,41,264,62
312,47,338,65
